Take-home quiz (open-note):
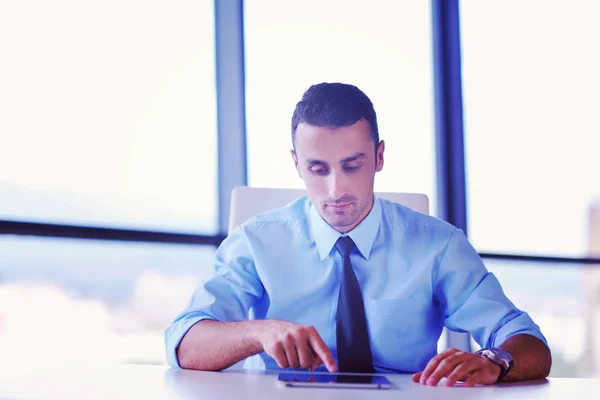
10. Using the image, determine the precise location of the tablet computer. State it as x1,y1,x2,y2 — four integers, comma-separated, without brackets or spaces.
278,373,393,389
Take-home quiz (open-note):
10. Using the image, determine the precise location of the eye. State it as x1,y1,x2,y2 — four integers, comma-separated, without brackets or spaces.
310,166,328,175
343,165,360,172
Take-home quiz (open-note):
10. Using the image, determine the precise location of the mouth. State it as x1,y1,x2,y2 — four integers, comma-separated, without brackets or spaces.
328,203,351,212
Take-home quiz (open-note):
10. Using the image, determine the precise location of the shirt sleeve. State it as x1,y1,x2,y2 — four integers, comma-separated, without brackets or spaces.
164,225,264,368
432,229,549,349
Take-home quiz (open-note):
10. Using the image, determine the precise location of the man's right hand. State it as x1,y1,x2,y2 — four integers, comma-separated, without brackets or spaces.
256,320,337,372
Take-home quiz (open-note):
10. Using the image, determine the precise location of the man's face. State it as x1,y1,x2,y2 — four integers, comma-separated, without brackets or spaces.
291,119,385,233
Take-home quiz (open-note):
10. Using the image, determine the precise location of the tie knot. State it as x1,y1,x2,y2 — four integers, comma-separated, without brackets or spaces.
334,236,355,259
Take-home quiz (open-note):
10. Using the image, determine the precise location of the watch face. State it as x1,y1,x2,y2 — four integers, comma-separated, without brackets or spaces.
491,348,513,363
485,348,513,372
482,349,495,359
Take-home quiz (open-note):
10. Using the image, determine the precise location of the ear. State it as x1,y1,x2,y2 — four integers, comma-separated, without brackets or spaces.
375,140,385,172
290,149,302,178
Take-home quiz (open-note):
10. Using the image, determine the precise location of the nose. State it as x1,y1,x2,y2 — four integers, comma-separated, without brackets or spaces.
327,170,347,201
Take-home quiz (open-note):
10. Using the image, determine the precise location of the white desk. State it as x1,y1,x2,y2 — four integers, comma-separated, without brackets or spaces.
1,364,598,400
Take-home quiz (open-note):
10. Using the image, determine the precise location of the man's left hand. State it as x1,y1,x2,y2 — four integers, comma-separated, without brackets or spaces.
411,348,501,387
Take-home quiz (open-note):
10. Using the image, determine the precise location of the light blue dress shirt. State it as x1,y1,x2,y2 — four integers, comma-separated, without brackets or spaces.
165,196,547,372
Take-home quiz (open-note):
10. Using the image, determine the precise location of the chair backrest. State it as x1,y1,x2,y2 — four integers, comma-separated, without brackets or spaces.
228,186,429,234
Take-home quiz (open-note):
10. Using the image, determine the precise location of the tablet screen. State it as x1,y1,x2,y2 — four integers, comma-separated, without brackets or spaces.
278,373,393,388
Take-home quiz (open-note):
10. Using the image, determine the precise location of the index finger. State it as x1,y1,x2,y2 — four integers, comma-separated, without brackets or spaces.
307,328,337,372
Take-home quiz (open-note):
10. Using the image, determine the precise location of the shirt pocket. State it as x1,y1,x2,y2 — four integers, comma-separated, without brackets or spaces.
364,297,431,337
381,297,424,315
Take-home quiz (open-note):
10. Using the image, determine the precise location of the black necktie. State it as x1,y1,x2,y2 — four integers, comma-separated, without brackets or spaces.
335,236,374,373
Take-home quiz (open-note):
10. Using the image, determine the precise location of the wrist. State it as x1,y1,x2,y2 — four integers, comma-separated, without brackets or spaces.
245,319,270,352
483,358,503,381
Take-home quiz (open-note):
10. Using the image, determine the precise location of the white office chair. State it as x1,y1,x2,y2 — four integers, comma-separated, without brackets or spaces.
228,186,429,234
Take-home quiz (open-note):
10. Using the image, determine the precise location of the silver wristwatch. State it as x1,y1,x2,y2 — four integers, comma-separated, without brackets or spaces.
475,347,514,382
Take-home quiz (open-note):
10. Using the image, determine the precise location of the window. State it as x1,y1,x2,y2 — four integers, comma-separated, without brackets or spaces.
481,259,600,377
461,0,600,256
0,236,215,373
245,0,437,214
0,0,218,234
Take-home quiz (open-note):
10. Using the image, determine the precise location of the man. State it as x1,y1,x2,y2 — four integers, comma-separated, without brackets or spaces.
165,82,552,387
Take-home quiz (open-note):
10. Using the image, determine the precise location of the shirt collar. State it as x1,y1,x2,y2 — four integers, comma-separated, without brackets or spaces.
310,196,382,261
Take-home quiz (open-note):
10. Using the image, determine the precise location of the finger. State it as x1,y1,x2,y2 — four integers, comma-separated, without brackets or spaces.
445,363,481,387
309,355,322,371
296,336,316,369
424,351,471,386
271,342,289,369
419,348,461,384
307,327,337,372
281,334,300,369
412,372,422,383
463,371,483,388
419,348,460,383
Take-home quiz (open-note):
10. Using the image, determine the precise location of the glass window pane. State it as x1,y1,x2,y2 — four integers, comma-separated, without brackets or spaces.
482,258,600,378
0,1,218,234
0,236,215,372
244,0,437,215
461,0,600,256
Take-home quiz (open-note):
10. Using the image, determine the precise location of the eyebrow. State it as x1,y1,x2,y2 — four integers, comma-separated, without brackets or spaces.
306,152,367,166
340,153,367,163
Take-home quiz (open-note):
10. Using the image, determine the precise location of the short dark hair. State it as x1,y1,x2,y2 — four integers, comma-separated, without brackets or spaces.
291,82,379,148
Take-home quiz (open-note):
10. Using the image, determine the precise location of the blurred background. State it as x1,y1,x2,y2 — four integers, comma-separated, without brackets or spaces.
0,0,598,377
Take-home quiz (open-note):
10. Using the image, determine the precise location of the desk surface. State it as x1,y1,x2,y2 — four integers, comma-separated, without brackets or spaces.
1,364,598,400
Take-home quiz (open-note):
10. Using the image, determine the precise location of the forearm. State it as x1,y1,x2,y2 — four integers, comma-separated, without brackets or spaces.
176,319,265,371
499,333,552,381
